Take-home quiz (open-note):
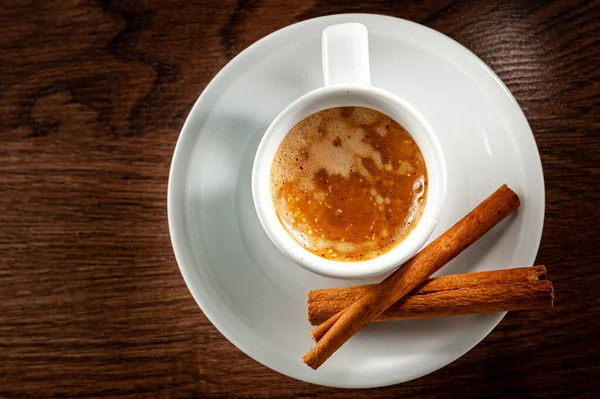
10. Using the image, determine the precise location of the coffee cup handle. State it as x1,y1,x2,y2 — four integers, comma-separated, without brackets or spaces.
322,23,371,87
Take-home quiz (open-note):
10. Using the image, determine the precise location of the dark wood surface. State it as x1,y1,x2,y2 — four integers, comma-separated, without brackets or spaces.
1,0,599,397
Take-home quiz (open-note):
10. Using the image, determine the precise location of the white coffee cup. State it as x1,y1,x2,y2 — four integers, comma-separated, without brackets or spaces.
252,23,447,279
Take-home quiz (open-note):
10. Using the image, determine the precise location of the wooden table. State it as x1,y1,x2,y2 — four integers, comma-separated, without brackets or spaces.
1,1,599,397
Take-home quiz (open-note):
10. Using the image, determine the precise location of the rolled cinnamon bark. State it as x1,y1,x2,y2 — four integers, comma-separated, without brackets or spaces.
302,185,520,370
308,266,553,330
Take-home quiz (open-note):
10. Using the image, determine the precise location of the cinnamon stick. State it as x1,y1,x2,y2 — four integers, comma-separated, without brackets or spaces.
302,184,520,369
308,266,553,331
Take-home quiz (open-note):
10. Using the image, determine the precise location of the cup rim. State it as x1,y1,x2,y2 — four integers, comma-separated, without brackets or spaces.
252,85,447,279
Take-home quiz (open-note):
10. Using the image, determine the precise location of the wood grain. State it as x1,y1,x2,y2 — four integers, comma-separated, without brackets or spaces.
1,0,599,397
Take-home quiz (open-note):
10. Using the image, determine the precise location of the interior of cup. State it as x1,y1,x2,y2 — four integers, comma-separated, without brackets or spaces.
252,85,447,279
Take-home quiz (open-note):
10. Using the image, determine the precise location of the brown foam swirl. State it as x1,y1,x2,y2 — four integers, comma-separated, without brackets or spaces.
271,107,427,261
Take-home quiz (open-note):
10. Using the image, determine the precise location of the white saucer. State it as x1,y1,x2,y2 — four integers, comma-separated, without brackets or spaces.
168,14,544,388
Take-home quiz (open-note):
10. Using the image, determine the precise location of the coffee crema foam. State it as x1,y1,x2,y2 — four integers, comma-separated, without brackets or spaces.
271,106,427,261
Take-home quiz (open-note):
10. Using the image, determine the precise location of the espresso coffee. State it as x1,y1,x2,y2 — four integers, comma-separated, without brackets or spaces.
270,106,427,261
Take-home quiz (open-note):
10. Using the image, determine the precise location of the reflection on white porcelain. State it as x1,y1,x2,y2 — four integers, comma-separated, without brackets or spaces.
168,14,544,388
